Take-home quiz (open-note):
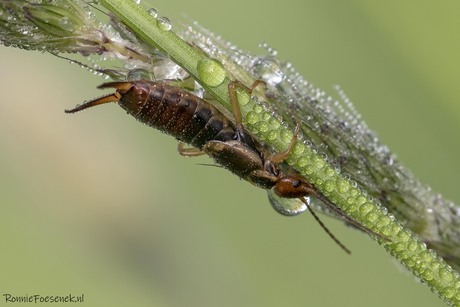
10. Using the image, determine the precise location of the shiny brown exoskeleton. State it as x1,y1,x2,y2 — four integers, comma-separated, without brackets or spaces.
66,80,388,253
65,80,291,190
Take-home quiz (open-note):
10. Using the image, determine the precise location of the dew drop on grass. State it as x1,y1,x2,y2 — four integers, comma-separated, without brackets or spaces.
197,58,226,87
147,8,158,18
156,17,172,31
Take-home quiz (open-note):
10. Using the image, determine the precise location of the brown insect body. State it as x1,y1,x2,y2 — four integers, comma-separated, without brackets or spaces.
66,80,388,252
110,81,240,149
118,81,277,184
67,81,273,188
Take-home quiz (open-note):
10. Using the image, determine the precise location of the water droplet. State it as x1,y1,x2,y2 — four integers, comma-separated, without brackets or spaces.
292,143,305,156
439,268,454,282
296,156,309,168
246,111,258,125
323,180,335,193
266,112,278,124
59,17,74,31
421,270,434,281
359,202,374,215
156,17,172,31
336,178,349,193
407,240,419,252
253,104,263,114
252,56,283,86
255,121,269,133
196,58,226,87
268,190,308,216
279,128,293,143
148,8,158,18
266,130,278,141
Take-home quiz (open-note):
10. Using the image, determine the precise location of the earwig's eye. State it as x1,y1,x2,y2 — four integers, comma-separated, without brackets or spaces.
292,179,301,188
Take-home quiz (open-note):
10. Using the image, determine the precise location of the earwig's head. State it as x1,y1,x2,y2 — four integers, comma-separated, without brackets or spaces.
273,174,315,198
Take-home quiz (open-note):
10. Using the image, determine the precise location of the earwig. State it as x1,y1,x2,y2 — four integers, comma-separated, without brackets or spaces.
67,81,243,149
66,80,389,253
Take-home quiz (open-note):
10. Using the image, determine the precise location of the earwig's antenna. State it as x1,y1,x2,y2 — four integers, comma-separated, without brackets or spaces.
313,192,391,242
301,198,351,254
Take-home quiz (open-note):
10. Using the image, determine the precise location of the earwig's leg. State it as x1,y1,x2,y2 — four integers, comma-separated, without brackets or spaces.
228,79,301,167
249,79,267,92
227,80,267,132
228,80,269,142
227,81,248,140
267,123,301,164
177,142,206,157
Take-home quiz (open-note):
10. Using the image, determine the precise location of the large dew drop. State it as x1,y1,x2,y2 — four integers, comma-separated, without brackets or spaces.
252,56,283,87
196,58,226,87
268,190,308,216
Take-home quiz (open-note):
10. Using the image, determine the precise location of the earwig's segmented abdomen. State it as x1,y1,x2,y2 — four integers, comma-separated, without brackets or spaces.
118,81,238,149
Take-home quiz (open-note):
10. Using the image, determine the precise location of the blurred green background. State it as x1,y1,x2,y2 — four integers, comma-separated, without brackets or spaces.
1,1,459,306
